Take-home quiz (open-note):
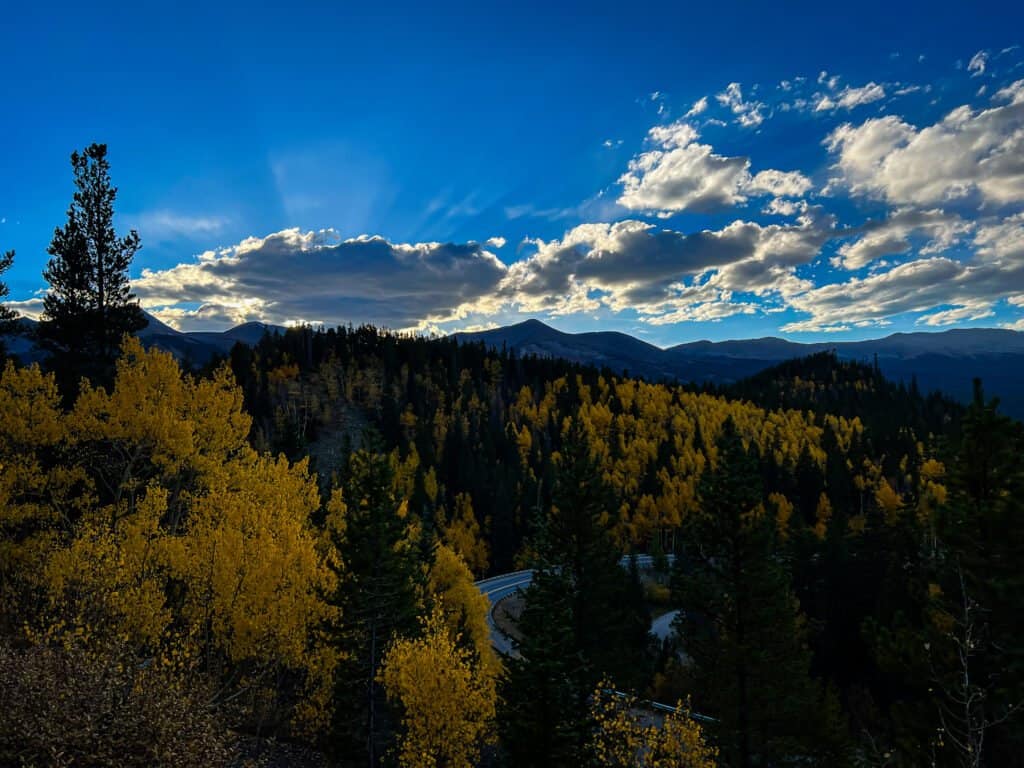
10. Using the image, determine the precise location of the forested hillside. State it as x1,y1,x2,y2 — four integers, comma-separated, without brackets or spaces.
3,321,1023,766
211,323,1018,765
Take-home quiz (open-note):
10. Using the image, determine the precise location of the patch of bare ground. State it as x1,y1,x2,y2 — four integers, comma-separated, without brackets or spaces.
493,592,525,645
234,737,329,768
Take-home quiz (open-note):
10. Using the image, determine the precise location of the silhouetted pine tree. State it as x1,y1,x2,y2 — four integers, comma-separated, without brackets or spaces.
37,143,145,389
932,381,1024,765
325,443,423,767
0,250,18,359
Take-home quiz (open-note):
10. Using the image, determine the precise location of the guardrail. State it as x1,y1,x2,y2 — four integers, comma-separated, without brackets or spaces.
605,690,718,723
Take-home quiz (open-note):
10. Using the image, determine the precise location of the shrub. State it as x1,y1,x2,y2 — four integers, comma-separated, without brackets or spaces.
0,640,243,767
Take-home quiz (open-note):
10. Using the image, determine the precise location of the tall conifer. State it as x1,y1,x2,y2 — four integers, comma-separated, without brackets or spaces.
0,250,17,358
326,445,423,767
38,143,145,385
672,418,850,766
499,419,650,766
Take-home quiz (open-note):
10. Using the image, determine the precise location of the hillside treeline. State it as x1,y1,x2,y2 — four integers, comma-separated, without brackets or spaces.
204,322,1020,766
2,318,1022,765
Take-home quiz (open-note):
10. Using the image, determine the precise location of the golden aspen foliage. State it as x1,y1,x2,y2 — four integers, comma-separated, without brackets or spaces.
915,458,948,522
768,492,794,542
505,373,851,548
515,423,533,466
0,362,88,603
813,493,833,540
164,453,330,668
588,685,718,767
875,479,904,526
6,339,334,727
390,445,420,499
426,544,499,678
437,492,489,576
379,607,497,768
422,466,439,504
44,487,171,647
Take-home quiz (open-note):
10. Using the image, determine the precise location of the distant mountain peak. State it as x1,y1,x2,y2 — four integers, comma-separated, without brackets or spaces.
138,310,182,338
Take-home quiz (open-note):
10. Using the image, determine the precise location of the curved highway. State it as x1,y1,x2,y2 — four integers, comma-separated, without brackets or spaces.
474,569,534,656
474,555,678,657
474,557,713,723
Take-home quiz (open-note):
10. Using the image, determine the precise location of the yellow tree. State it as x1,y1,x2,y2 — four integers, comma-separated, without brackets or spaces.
31,338,333,727
0,362,88,621
427,544,499,678
379,607,496,768
437,492,489,576
589,685,718,767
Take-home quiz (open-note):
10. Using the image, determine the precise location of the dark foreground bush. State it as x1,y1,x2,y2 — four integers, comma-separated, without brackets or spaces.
0,640,242,767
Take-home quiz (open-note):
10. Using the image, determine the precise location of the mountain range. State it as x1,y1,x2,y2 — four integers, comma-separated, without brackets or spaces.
455,319,1024,417
6,315,1024,418
2,313,285,367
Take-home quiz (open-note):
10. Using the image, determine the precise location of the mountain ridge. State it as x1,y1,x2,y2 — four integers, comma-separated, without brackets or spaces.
7,314,1024,416
453,320,1024,416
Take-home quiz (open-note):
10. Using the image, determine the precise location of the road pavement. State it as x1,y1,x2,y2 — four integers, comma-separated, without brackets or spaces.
474,556,678,656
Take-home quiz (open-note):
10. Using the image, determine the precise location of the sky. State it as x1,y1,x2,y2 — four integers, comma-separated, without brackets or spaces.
2,1,1023,346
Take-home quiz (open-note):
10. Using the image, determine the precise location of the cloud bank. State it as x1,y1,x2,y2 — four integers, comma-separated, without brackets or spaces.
116,60,1024,338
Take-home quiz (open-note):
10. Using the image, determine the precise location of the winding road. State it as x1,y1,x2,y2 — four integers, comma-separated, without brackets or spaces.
474,557,714,723
474,555,679,657
474,569,534,656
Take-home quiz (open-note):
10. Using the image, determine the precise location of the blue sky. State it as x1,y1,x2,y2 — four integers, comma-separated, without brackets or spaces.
2,1,1023,345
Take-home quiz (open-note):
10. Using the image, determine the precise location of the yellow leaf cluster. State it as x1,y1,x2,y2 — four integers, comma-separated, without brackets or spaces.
379,607,496,768
437,493,489,576
509,375,853,547
426,544,499,678
589,685,718,767
1,339,334,725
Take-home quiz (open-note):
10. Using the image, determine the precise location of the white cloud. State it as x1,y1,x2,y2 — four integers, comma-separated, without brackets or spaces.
747,169,814,198
762,198,808,217
833,209,972,270
1,297,44,320
685,96,708,118
917,303,994,326
785,213,1024,332
131,210,229,240
617,122,810,215
836,82,886,109
814,95,836,112
968,50,989,77
134,228,508,332
817,71,841,90
815,82,886,112
500,212,833,324
715,82,766,128
824,83,1024,207
783,257,966,332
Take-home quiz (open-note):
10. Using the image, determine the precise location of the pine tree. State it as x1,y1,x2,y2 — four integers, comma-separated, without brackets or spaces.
499,567,586,768
38,143,145,386
672,418,850,766
928,380,1024,765
0,250,17,359
499,419,649,766
326,444,423,767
